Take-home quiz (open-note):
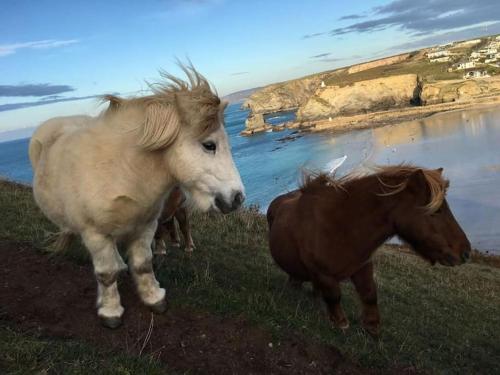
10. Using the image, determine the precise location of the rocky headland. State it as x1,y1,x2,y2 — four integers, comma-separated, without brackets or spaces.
242,76,321,133
241,35,500,136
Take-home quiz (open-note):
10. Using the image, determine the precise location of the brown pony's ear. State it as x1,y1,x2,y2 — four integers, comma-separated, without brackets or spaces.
436,167,443,174
138,101,181,151
406,169,428,197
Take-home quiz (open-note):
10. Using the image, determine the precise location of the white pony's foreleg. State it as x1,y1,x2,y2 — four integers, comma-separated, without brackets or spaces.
127,223,167,312
81,230,127,328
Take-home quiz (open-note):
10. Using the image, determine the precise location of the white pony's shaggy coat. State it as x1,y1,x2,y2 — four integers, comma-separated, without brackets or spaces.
29,66,244,327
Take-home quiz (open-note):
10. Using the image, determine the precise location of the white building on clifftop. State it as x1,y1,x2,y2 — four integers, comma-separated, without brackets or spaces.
456,61,476,70
427,50,450,59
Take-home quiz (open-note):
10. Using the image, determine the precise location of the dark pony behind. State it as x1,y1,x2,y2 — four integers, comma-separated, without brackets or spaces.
267,164,471,336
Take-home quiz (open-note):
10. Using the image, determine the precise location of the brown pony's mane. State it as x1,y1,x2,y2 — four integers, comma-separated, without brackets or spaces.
99,63,222,149
300,170,347,192
300,164,449,214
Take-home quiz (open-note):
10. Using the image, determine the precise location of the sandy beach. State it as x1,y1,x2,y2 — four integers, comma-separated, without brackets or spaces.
285,95,500,134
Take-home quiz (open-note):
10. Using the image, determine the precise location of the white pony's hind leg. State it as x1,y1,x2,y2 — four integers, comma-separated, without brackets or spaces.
127,223,166,312
81,230,127,329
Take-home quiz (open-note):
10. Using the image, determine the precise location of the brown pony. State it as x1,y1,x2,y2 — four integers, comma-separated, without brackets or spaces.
267,165,471,336
154,186,195,254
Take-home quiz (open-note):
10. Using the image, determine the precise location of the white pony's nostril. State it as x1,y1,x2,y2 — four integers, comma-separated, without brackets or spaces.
232,191,244,209
215,193,232,214
215,191,244,213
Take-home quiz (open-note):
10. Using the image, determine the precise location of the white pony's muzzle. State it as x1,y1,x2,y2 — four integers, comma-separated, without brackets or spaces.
214,190,245,213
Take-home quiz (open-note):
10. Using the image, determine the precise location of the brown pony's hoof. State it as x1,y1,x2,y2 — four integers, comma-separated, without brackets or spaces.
149,299,168,314
336,320,350,331
171,241,181,248
99,315,122,329
153,240,167,255
362,323,380,338
330,315,350,331
184,245,195,253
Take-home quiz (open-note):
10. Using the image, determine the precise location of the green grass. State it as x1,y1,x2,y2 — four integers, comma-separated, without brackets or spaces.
0,325,174,375
1,180,500,373
323,60,465,88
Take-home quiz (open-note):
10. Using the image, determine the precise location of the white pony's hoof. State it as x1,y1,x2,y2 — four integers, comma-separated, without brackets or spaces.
99,315,122,329
149,298,168,314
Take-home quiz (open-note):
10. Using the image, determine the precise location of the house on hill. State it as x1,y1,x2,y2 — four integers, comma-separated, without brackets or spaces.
427,50,450,59
479,47,497,55
453,39,481,48
455,61,476,70
463,70,490,79
485,54,499,64
470,52,481,60
430,56,450,63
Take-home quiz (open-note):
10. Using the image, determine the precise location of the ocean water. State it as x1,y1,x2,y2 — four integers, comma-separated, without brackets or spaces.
0,137,32,182
1,103,500,253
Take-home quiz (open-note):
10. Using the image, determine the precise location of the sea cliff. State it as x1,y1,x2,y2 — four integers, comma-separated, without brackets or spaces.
241,36,500,136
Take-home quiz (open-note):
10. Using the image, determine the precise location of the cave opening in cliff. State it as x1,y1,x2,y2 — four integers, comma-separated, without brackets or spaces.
263,109,297,126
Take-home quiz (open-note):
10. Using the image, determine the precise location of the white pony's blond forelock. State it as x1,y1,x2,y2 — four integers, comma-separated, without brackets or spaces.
102,63,222,151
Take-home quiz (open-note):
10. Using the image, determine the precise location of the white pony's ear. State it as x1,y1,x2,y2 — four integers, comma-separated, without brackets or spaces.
138,102,181,151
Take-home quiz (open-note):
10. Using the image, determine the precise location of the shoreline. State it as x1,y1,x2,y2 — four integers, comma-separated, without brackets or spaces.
241,95,500,136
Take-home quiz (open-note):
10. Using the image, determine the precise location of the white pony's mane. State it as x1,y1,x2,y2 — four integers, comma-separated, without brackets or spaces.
101,64,223,151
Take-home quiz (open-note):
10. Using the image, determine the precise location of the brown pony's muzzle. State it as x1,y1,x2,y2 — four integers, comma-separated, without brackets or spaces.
461,248,471,263
440,242,471,266
458,235,472,264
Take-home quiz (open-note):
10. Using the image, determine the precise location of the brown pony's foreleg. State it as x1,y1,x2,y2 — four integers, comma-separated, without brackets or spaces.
351,261,380,337
153,221,169,255
314,274,349,330
165,217,181,248
153,186,184,254
175,207,195,252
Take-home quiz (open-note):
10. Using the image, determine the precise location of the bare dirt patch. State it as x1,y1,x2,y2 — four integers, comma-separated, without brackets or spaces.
0,240,363,374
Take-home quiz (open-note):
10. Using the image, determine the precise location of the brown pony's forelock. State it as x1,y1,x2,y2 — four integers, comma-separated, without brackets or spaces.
373,165,449,214
300,164,448,214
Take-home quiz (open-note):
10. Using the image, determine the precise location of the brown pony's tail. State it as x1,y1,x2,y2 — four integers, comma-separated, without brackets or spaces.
47,231,77,252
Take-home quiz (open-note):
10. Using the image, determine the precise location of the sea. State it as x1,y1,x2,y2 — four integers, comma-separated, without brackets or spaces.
1,103,500,254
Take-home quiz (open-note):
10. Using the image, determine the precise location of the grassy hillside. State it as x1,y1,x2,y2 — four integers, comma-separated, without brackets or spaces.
1,179,499,373
0,325,172,374
324,61,460,87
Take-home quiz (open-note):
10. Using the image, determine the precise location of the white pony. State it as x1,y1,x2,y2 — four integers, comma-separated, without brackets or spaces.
29,66,245,328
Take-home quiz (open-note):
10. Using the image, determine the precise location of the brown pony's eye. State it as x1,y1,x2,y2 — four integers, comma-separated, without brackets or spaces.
202,141,216,153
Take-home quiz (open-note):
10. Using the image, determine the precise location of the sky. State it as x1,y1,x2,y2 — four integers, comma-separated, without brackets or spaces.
1,0,499,138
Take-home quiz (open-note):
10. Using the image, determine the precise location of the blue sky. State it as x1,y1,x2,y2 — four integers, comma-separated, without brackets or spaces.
0,0,499,136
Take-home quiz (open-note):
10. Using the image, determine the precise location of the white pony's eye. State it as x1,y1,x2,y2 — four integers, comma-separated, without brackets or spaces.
202,141,216,153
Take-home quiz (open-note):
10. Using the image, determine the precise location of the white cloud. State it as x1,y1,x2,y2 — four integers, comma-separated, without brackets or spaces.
0,39,79,57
